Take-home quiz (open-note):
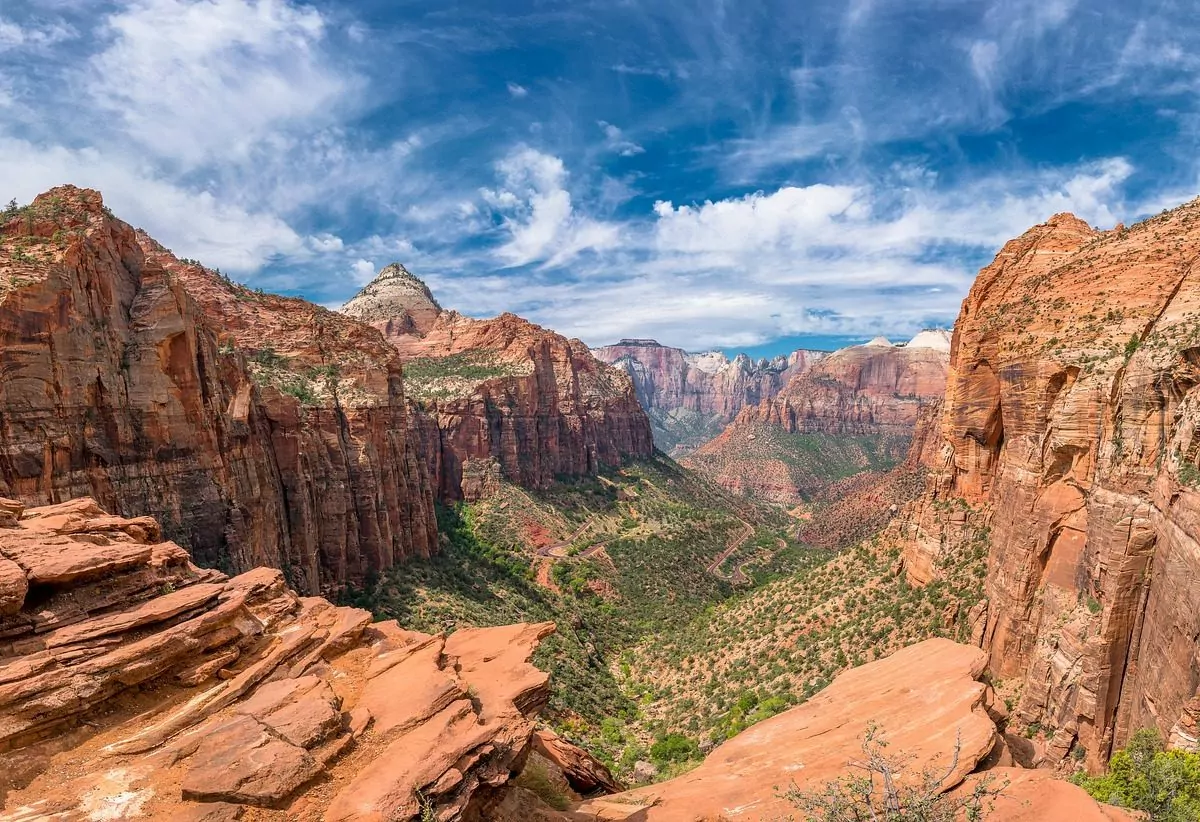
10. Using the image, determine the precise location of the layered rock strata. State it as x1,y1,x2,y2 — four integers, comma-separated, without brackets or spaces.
900,200,1200,768
686,333,949,503
342,267,654,500
0,187,436,593
591,339,826,454
0,498,555,821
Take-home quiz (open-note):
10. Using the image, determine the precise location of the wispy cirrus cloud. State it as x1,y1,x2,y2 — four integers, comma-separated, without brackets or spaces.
2,0,1199,353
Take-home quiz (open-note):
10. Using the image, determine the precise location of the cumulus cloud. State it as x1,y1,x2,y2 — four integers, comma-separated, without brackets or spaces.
506,81,528,98
482,146,621,267
454,155,1144,350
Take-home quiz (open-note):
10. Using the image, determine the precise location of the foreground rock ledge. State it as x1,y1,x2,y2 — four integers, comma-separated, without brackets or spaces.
572,639,1134,822
0,498,555,821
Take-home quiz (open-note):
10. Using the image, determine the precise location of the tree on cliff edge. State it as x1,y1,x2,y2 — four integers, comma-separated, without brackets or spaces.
1074,729,1200,822
780,723,1002,821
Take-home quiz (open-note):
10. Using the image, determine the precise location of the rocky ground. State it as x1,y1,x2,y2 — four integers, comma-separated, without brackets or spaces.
0,497,599,821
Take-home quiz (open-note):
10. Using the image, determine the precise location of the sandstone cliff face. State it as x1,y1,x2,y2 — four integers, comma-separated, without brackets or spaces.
749,332,950,436
685,333,949,503
0,498,554,821
0,187,436,594
342,269,655,500
901,200,1200,768
591,339,826,454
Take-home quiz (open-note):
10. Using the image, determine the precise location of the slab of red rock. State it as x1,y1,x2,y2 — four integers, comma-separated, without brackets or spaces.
0,500,559,822
576,639,997,821
181,715,321,807
958,768,1136,821
533,729,623,795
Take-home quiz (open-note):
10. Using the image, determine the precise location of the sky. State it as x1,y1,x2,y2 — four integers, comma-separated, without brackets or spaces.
1,0,1198,357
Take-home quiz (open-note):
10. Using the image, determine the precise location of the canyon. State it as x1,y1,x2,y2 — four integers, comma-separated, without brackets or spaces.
591,339,826,455
342,265,654,500
685,331,950,504
5,181,1200,821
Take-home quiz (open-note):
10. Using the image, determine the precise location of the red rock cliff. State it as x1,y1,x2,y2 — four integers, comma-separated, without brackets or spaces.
902,200,1200,768
342,267,655,500
0,186,436,594
685,334,949,503
591,339,826,454
748,333,950,436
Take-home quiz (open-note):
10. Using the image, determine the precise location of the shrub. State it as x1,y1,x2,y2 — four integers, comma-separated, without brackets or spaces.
650,733,700,766
781,724,1004,821
1074,729,1200,821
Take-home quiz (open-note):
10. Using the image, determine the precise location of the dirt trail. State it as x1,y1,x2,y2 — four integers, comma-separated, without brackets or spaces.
535,518,594,558
705,519,754,582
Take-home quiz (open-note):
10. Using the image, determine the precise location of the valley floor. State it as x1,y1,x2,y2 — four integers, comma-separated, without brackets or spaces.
340,454,987,783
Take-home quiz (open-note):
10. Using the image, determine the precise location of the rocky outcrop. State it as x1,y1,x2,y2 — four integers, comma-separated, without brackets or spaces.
339,262,442,336
571,639,1131,821
591,339,826,454
685,333,949,504
899,199,1200,768
342,268,654,500
0,499,555,821
0,187,436,594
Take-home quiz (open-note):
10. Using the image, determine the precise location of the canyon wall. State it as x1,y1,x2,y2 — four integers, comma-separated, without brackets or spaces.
342,266,655,500
591,338,826,454
0,187,436,594
686,334,949,503
901,202,1200,767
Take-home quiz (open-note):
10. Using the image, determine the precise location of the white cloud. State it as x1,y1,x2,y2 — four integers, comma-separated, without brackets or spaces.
482,147,621,267
506,81,528,98
350,258,377,284
87,0,353,167
597,121,645,157
0,136,337,273
0,17,74,51
441,155,1145,350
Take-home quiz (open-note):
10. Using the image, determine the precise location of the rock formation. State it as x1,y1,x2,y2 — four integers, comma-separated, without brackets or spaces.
571,639,1131,821
686,332,950,503
591,339,827,455
341,268,654,500
0,186,436,594
900,199,1200,768
0,498,556,821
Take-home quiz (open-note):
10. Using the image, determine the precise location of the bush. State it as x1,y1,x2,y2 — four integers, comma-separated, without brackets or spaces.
650,733,700,766
781,724,1004,821
1074,729,1200,821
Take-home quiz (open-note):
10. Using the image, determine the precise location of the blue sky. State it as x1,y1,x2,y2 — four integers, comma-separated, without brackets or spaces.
1,0,1197,356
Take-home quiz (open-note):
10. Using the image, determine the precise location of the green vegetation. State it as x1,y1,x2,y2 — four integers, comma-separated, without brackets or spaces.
625,512,988,745
403,352,524,402
1074,729,1200,821
345,457,989,784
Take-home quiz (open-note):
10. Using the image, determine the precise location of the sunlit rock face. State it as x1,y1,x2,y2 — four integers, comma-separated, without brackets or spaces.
0,186,436,595
900,201,1200,768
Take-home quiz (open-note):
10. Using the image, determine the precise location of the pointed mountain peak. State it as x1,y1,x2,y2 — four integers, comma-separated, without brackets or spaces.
340,262,442,336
